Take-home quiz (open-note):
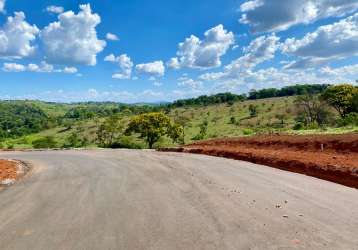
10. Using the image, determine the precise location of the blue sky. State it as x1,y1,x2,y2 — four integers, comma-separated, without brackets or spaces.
0,0,357,103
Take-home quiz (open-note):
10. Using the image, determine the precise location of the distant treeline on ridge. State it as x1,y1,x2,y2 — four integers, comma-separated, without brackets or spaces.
170,84,330,108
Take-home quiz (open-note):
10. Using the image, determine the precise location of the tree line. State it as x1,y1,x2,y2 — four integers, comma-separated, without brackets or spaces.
170,84,330,108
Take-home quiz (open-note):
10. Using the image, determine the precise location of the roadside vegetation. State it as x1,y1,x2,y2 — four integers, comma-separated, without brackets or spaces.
0,84,356,149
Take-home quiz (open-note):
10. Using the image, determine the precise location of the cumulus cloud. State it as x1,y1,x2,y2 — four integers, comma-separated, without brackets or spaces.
105,54,133,79
106,33,119,41
200,34,279,81
320,64,358,76
46,6,64,14
239,0,358,33
41,4,106,66
177,76,203,89
168,25,234,69
0,0,5,13
63,67,78,74
0,12,39,58
2,62,26,72
136,60,165,76
2,61,78,74
281,13,358,69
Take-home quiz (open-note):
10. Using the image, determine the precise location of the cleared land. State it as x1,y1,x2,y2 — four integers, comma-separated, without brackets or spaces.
163,133,358,188
0,150,357,249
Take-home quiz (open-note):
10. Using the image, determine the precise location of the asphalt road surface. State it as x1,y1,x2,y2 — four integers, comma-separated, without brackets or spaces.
0,150,357,250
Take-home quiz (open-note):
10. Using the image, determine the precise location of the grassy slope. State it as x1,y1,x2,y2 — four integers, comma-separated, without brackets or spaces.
3,96,357,149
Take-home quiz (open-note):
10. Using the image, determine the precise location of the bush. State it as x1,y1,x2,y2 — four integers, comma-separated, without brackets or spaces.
249,104,258,118
191,134,205,141
108,136,144,149
293,122,304,130
338,112,358,127
32,136,57,149
242,128,254,135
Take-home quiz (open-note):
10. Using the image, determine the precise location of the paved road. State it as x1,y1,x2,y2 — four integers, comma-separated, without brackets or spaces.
0,150,357,250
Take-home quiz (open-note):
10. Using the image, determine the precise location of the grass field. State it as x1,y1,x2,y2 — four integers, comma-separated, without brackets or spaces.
2,95,356,150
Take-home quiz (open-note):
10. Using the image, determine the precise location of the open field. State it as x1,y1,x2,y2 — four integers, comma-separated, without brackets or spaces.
162,133,358,188
2,95,357,150
0,149,357,249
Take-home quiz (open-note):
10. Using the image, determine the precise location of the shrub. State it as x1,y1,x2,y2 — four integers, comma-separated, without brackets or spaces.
32,136,57,149
243,128,254,135
293,122,304,130
338,112,358,127
108,136,143,149
249,104,258,118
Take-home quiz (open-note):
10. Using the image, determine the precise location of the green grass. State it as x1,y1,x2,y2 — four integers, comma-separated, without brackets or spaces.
2,96,355,149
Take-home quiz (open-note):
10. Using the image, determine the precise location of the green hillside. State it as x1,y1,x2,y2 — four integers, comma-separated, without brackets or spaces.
0,84,357,149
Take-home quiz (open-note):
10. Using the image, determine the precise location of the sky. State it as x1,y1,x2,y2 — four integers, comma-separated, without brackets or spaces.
0,0,358,103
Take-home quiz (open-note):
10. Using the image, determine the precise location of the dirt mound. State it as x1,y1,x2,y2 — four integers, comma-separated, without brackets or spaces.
0,159,28,186
188,133,358,153
161,133,358,189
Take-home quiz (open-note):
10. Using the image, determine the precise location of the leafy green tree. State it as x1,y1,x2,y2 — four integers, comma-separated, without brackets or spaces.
173,115,190,144
0,102,49,139
125,112,183,149
321,84,358,117
168,123,184,144
96,114,124,147
64,132,88,148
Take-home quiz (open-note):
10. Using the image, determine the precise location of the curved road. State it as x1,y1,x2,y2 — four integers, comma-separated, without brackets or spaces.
0,150,357,249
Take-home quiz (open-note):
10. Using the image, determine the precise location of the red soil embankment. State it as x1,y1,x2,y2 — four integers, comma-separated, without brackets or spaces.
161,134,358,189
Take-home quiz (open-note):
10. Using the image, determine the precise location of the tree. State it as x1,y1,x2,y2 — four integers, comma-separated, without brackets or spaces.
173,115,191,144
125,112,183,149
249,104,258,118
96,114,124,147
294,93,331,126
321,84,358,118
65,132,88,148
168,123,184,144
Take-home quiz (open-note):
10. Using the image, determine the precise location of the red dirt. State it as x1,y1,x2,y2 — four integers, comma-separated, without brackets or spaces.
161,133,358,189
0,160,19,184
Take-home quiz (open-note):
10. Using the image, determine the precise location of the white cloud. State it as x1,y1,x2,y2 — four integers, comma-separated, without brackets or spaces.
106,33,119,41
41,4,106,66
320,64,358,76
239,0,358,33
136,60,165,76
2,61,78,74
104,54,116,62
153,81,163,87
46,6,64,14
2,62,26,72
0,12,39,58
3,62,53,73
168,25,234,69
0,0,5,13
200,34,279,81
63,67,78,74
281,13,358,68
105,54,133,79
87,88,98,98
178,77,203,89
